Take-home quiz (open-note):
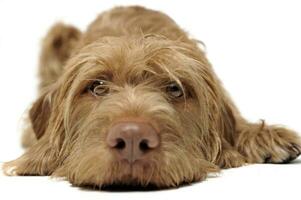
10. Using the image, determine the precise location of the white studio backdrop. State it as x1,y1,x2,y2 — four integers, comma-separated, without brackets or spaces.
0,0,300,200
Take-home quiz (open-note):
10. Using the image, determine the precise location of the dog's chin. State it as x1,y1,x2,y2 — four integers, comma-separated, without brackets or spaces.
107,160,158,187
100,181,160,191
77,160,163,191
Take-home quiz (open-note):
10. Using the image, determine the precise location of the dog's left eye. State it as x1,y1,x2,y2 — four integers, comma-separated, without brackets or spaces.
88,80,109,96
166,82,183,98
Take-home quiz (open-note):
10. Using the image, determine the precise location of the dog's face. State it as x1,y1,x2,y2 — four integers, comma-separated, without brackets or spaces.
31,36,226,188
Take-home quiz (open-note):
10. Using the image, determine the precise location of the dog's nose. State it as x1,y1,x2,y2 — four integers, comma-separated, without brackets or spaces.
106,121,159,163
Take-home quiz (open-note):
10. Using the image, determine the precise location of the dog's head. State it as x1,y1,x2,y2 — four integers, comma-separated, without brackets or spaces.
30,35,233,188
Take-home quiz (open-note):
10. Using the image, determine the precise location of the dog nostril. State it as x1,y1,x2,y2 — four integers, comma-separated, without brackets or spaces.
139,139,151,152
107,121,160,163
115,138,126,150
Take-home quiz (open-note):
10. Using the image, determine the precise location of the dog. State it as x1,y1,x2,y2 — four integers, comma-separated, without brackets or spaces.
3,6,301,189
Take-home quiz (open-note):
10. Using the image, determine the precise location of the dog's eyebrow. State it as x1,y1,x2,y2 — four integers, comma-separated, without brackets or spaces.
95,70,113,80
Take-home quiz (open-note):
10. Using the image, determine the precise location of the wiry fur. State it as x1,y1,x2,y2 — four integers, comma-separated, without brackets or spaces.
3,6,301,189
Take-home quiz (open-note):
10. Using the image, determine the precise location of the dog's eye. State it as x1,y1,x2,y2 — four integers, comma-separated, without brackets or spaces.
89,80,109,96
166,82,183,98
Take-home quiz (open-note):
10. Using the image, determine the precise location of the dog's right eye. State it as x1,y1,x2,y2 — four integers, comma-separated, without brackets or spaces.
166,82,184,98
88,80,109,96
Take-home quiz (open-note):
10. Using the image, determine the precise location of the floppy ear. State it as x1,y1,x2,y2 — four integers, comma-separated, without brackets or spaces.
29,92,52,140
3,87,62,176
219,99,237,145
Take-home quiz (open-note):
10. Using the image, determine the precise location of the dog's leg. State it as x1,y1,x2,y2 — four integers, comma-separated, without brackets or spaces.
38,23,81,92
216,139,246,168
3,136,59,176
21,121,36,148
235,120,301,163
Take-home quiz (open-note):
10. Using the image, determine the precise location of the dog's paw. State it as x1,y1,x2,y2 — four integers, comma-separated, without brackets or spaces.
217,149,246,168
2,158,34,176
263,142,301,164
2,161,19,176
238,125,301,164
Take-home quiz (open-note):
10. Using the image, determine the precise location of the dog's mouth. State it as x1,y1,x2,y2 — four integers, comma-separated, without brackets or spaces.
78,165,161,191
119,160,155,180
97,160,160,190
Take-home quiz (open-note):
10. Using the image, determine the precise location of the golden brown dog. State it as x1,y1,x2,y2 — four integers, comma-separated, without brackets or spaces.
3,6,301,189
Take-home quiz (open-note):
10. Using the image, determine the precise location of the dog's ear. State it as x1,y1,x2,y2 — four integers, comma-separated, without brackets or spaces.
29,91,53,140
219,99,237,145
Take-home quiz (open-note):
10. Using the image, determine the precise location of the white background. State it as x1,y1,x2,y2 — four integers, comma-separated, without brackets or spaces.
0,0,300,199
